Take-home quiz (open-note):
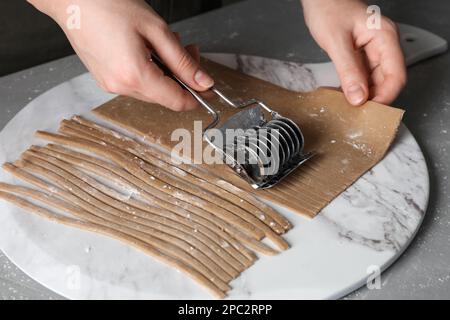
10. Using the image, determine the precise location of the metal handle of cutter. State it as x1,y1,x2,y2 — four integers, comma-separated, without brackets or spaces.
211,88,274,114
151,54,276,130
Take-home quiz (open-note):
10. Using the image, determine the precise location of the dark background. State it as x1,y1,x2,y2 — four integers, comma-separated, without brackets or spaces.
0,0,242,76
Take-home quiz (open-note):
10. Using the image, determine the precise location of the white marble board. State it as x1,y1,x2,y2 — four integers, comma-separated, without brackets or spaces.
0,52,430,299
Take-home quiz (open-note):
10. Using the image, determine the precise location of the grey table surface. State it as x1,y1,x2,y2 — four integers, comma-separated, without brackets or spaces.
0,0,449,300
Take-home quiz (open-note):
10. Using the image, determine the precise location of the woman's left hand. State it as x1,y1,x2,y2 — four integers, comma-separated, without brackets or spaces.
301,0,407,106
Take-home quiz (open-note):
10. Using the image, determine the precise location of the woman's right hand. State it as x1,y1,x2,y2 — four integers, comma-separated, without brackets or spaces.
28,0,214,111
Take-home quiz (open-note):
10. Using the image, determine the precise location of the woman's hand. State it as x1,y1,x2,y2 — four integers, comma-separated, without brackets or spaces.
28,0,214,111
301,0,406,106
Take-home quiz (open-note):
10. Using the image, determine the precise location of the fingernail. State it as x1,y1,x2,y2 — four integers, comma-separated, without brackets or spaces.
346,84,365,106
194,70,214,88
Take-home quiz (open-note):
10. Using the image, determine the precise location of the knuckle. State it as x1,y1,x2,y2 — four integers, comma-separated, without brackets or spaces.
340,66,364,83
141,90,156,103
169,101,186,112
103,79,122,94
104,76,132,95
175,51,195,75
118,68,139,88
106,67,140,91
168,93,188,111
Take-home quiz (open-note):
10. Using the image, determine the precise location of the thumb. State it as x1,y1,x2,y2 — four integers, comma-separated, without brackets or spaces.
185,44,201,63
141,23,214,91
327,35,369,106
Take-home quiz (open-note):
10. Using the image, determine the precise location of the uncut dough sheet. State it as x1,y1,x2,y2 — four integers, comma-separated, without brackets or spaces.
93,58,404,218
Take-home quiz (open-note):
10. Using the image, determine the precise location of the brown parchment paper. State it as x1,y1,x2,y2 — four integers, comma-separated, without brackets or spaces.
93,58,404,218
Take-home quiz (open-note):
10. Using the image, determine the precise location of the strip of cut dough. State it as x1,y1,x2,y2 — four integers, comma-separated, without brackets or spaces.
62,119,287,235
0,188,226,298
35,133,281,256
24,149,242,277
70,116,292,231
59,121,289,251
60,121,284,237
30,149,248,273
61,125,273,243
18,156,265,262
35,131,264,240
41,144,270,259
17,157,233,287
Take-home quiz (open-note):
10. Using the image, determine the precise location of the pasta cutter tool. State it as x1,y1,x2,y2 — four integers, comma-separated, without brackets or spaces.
152,55,313,189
